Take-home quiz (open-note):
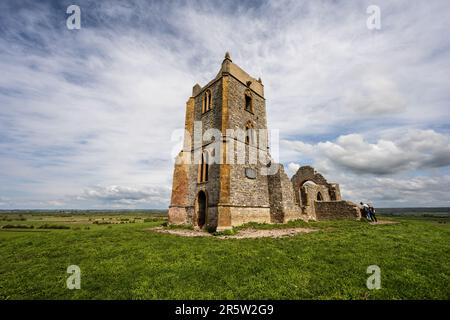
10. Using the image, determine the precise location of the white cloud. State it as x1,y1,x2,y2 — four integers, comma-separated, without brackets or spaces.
283,129,450,175
286,162,300,177
342,175,450,207
78,185,170,207
343,71,407,114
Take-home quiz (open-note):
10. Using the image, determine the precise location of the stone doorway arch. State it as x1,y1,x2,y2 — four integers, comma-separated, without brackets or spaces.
196,191,207,228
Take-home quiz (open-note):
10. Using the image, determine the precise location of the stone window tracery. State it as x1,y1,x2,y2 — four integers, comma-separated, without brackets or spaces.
245,121,255,145
202,89,212,113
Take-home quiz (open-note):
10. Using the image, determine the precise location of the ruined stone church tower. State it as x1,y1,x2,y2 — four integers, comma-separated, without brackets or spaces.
168,53,359,230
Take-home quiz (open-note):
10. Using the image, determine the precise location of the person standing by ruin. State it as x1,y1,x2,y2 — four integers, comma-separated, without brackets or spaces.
360,202,371,221
368,204,377,222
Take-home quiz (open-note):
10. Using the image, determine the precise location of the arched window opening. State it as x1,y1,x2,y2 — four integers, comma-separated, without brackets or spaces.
303,190,310,208
317,192,323,201
244,90,253,113
202,89,212,113
245,121,255,145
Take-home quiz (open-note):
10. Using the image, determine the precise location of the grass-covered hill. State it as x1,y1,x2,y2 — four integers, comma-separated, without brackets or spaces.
0,211,448,299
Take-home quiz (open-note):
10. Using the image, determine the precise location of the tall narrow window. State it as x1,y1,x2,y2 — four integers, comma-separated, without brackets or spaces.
244,90,253,113
203,152,209,182
198,151,209,183
202,89,212,113
245,121,255,145
207,90,212,110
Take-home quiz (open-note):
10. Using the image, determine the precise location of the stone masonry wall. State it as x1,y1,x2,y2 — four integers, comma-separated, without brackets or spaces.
268,164,303,222
191,79,223,209
291,166,329,189
314,200,361,220
280,165,304,221
267,165,283,222
229,207,271,226
227,76,271,210
227,75,267,132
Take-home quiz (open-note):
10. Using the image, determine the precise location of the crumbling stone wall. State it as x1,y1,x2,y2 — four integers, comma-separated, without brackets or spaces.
291,166,342,201
268,164,303,222
314,200,361,220
299,181,331,220
329,184,342,201
289,165,347,219
167,151,191,224
292,166,329,188
267,165,283,222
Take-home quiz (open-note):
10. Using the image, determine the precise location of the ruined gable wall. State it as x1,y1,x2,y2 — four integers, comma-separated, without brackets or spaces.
291,166,329,189
268,164,303,223
267,166,283,222
277,165,303,222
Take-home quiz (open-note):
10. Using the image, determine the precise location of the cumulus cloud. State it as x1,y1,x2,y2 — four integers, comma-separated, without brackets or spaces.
286,162,301,177
283,129,450,175
341,175,450,207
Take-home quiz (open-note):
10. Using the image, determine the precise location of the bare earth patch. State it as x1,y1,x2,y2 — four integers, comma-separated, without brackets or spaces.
146,227,317,239
369,220,399,225
148,227,211,237
224,228,317,239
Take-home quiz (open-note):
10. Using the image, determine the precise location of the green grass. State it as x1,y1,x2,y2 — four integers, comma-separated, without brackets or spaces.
0,212,448,300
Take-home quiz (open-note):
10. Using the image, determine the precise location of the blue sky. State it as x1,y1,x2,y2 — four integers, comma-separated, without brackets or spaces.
0,0,449,209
